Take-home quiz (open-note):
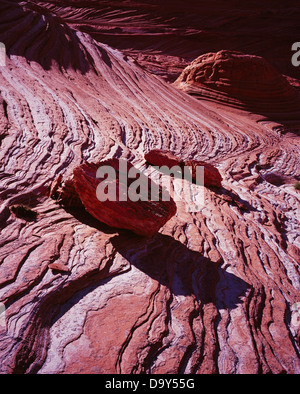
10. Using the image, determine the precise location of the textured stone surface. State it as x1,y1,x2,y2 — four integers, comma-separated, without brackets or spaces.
145,149,182,168
72,159,177,237
32,0,300,82
145,149,222,188
0,0,299,375
174,50,300,112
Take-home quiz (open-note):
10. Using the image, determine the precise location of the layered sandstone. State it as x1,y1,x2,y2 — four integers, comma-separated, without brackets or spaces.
0,0,299,375
31,0,300,82
174,50,300,113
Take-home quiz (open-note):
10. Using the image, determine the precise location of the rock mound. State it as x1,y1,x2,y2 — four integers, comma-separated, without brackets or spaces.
174,50,300,113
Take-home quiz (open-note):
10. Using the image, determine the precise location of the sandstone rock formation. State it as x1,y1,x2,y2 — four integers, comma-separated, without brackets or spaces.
184,160,222,188
58,159,176,238
145,149,182,168
0,0,299,375
32,0,300,82
145,149,222,188
174,50,300,113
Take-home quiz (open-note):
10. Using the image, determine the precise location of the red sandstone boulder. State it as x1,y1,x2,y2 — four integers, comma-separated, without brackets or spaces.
145,149,182,168
144,149,222,188
56,159,177,237
48,262,70,273
184,159,222,188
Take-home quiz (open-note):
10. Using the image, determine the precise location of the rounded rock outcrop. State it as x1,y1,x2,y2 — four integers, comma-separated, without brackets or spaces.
174,50,300,113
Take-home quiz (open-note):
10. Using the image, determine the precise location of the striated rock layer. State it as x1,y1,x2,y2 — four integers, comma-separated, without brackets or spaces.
174,50,300,113
0,0,299,374
30,0,300,82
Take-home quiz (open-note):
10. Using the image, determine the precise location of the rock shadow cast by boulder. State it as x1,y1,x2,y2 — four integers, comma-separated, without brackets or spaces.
111,232,250,310
9,224,250,374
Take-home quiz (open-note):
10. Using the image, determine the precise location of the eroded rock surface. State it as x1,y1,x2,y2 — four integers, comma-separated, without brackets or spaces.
31,0,300,82
174,50,300,113
72,159,176,237
0,0,299,375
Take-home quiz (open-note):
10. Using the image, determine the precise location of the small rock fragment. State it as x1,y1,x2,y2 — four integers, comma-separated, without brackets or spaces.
48,262,70,273
145,149,182,168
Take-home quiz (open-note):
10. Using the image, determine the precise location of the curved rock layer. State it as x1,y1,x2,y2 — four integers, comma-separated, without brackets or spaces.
30,0,300,82
0,1,299,374
174,50,300,113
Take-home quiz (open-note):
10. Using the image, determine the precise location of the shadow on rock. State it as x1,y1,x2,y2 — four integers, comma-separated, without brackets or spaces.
0,1,95,73
111,232,250,310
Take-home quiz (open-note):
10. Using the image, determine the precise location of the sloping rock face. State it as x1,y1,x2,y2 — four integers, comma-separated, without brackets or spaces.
71,159,177,237
0,0,300,375
31,0,300,82
174,50,300,112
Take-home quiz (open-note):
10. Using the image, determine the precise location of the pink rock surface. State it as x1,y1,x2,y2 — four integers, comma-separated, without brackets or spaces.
0,0,299,375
